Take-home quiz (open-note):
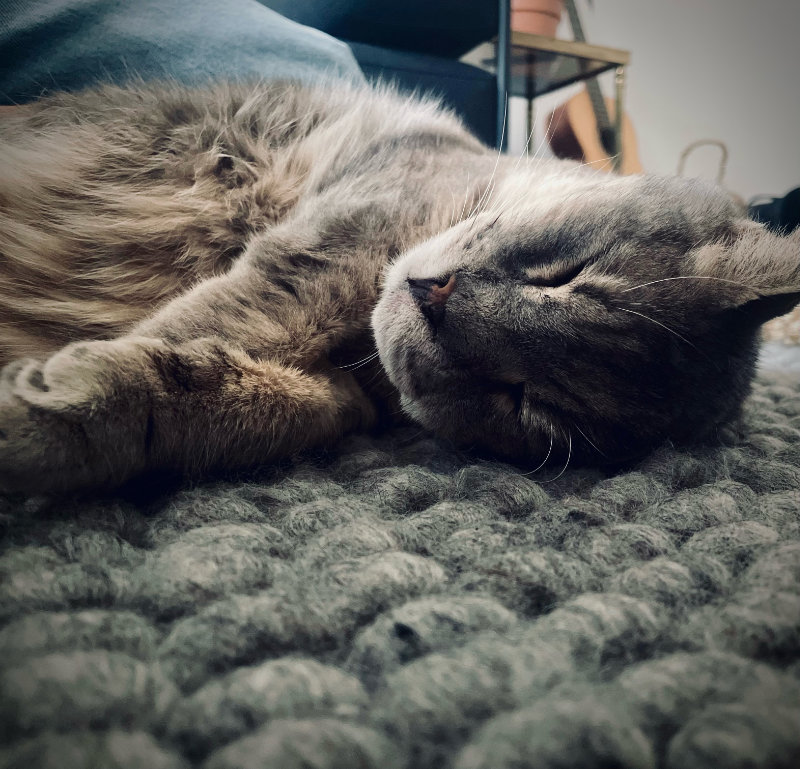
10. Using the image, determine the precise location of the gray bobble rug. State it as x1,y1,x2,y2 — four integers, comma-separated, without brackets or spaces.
1,374,799,769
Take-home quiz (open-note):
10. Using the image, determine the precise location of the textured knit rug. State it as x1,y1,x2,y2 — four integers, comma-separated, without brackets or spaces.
1,373,799,769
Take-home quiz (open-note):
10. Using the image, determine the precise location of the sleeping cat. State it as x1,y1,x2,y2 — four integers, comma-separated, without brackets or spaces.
0,79,798,494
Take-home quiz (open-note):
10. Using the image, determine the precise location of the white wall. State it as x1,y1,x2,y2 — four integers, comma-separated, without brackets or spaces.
507,0,800,203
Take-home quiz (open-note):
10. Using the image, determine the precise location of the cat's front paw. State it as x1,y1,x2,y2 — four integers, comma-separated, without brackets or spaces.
0,343,149,494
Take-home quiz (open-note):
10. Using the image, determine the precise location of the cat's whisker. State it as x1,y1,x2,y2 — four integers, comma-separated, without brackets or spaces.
541,100,571,160
614,236,705,281
521,101,572,172
621,276,752,293
528,111,552,161
458,174,472,224
574,423,606,458
468,95,507,219
542,430,572,483
456,174,469,223
517,125,535,163
616,307,701,353
336,351,379,370
469,178,494,221
584,154,620,168
476,181,498,218
467,198,492,232
526,101,560,165
362,366,389,388
448,190,458,229
582,149,623,168
353,360,383,376
571,153,622,172
522,421,554,475
513,101,548,169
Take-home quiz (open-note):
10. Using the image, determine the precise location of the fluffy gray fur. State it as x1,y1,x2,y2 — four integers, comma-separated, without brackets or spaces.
0,79,798,494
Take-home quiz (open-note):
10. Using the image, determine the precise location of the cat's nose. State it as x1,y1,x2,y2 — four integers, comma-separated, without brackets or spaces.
407,275,456,328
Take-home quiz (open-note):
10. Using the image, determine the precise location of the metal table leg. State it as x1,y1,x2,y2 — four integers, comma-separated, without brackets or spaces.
496,0,510,150
525,50,535,154
613,65,625,173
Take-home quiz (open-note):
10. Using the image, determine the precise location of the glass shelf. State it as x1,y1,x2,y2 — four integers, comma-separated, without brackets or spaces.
462,31,630,99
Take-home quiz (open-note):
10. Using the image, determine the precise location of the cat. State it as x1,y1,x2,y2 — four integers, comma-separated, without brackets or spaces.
0,79,798,494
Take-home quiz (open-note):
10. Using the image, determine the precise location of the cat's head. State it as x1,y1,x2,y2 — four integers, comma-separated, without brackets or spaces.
372,169,800,467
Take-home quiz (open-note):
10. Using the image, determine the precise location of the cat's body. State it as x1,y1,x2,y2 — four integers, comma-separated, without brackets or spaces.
0,80,798,493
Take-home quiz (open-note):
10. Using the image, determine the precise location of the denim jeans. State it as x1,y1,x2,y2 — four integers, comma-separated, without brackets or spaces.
0,0,363,104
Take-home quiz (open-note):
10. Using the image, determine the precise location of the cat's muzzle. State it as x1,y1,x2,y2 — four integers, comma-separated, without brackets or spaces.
406,275,456,330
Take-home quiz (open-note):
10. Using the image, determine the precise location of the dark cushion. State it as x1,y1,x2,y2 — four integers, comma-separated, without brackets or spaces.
260,1,498,59
749,187,800,234
348,41,497,146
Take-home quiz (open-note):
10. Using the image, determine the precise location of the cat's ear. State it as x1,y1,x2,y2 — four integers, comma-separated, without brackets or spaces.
693,222,800,324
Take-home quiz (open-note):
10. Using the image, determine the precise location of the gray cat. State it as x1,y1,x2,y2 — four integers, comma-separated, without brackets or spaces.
0,80,797,493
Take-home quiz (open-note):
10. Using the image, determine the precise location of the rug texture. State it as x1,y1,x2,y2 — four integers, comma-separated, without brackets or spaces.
1,374,799,769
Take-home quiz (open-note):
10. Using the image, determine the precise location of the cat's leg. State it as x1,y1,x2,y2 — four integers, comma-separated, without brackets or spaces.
0,253,377,494
0,336,372,493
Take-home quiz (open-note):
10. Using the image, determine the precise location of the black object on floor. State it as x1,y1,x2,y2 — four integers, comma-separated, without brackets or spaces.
749,186,800,233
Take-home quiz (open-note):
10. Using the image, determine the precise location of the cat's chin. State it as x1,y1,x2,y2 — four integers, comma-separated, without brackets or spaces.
399,389,528,455
373,291,533,459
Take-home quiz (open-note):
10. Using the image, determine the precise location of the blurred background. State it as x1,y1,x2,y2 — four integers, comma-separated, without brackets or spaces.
505,0,800,206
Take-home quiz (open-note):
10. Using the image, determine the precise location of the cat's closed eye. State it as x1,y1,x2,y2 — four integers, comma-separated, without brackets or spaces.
524,261,586,288
488,380,527,417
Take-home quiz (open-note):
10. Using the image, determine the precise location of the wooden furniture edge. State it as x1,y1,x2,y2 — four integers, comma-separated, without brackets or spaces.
509,31,631,66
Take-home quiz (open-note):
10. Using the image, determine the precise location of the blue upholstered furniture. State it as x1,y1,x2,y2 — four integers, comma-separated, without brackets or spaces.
0,0,505,147
0,1,363,99
262,1,505,147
